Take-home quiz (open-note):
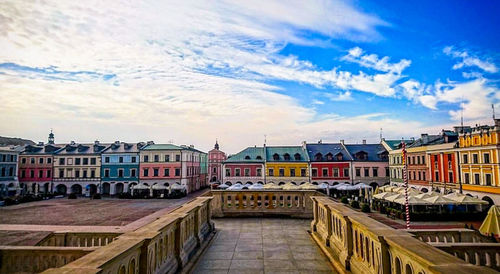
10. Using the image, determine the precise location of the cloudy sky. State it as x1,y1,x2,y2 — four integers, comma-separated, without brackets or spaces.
1,0,499,153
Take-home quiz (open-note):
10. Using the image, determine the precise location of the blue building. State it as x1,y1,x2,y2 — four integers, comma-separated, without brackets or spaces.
101,141,145,195
0,146,23,197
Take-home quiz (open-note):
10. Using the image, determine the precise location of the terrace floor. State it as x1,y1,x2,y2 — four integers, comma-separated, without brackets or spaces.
192,218,335,274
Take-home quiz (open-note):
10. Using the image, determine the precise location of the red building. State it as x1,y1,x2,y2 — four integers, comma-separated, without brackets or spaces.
428,144,459,190
18,132,61,194
208,141,226,183
306,143,351,185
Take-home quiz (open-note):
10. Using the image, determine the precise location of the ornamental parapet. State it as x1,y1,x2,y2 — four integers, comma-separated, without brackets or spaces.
310,196,497,274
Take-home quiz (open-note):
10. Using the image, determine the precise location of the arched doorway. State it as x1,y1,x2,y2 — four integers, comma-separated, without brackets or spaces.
43,182,50,194
55,184,67,195
128,182,137,192
278,182,285,185
312,182,318,185
482,196,494,206
70,184,82,195
102,182,110,195
211,176,217,182
115,183,124,194
369,182,378,190
87,184,97,195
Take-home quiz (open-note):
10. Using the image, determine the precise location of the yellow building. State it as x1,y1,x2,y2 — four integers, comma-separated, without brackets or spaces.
458,119,500,205
264,146,309,184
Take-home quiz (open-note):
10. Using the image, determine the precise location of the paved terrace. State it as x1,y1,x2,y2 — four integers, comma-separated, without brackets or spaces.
193,218,334,274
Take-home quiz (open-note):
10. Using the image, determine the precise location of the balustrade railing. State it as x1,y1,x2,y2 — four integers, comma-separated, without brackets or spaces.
408,229,492,244
210,190,318,218
42,196,214,274
431,243,500,271
36,232,122,247
310,196,497,274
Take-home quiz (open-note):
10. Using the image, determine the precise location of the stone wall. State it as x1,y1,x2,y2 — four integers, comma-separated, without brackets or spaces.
36,232,122,247
310,196,497,274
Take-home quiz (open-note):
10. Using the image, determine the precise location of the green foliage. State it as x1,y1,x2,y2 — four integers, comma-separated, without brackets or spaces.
68,193,77,199
340,197,349,204
361,203,370,213
350,200,360,209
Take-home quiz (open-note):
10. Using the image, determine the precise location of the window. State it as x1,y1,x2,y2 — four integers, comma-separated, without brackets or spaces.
465,173,470,184
322,168,328,177
21,170,26,178
144,155,149,162
104,169,110,178
484,153,490,164
448,158,452,169
21,157,26,164
165,155,170,162
118,169,124,177
39,158,44,164
463,154,468,164
312,169,317,177
0,167,4,177
294,153,301,160
59,158,65,165
30,170,35,178
448,172,453,183
75,170,80,178
364,168,369,177
235,169,241,176
226,169,231,176
175,168,180,176
344,168,350,177
83,170,88,178
434,171,439,182
59,169,64,178
130,169,136,177
119,157,124,163
256,156,262,160
47,158,52,164
67,158,73,165
474,173,480,185
269,169,274,176
143,168,149,177
472,154,478,164
284,153,290,161
279,168,285,176
244,155,251,160
153,168,159,177
290,169,295,177
9,167,14,176
105,157,110,163
355,168,361,177
244,168,250,176
314,153,322,161
273,154,280,160
31,157,35,164
416,156,420,165
47,170,51,178
131,156,136,163
175,155,180,162
301,168,306,177
257,168,262,176
385,167,389,177
372,168,378,177
421,156,425,165
83,158,89,165
75,158,82,165
154,155,159,162
164,168,170,176
422,171,426,180
90,158,96,165
333,168,339,177
485,174,492,186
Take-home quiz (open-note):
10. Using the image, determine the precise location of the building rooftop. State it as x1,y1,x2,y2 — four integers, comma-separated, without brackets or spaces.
55,142,109,155
225,147,265,163
265,146,309,162
306,143,352,162
344,143,388,162
382,139,414,150
102,141,145,154
21,144,62,155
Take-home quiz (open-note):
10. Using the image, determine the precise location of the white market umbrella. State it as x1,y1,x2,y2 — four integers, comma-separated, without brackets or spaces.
424,195,456,205
373,192,395,200
353,183,371,190
217,183,230,189
249,183,263,190
385,193,404,202
444,192,488,204
393,196,431,205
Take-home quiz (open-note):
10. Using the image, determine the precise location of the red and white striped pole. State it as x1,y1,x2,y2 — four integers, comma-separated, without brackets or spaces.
402,141,410,229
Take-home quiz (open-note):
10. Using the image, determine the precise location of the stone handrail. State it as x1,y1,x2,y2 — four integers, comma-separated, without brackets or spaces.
430,243,500,271
408,229,493,244
310,196,497,274
0,246,96,274
36,232,122,247
42,196,214,274
210,190,318,218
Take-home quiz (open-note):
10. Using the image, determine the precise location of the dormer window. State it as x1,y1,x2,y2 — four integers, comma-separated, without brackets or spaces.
326,153,333,161
335,152,343,161
294,153,301,160
244,155,251,160
315,153,322,161
283,153,290,161
355,151,367,160
273,153,279,160
256,156,262,160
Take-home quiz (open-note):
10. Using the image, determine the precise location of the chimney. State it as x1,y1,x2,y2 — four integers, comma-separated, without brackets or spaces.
38,142,44,146
114,141,120,145
340,140,344,144
362,139,366,145
302,141,306,150
94,140,100,145
421,133,429,144
147,141,154,145
70,141,76,145
190,145,194,148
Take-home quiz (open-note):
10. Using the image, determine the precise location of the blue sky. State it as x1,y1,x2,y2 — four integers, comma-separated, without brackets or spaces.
0,0,499,153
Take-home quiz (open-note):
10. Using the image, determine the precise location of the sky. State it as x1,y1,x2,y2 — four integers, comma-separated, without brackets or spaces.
0,0,499,154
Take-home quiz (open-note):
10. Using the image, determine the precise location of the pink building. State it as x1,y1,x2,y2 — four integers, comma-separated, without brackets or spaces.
208,141,226,183
345,142,390,188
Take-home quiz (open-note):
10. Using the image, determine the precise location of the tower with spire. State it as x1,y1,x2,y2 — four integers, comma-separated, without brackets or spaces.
48,129,55,144
214,139,219,150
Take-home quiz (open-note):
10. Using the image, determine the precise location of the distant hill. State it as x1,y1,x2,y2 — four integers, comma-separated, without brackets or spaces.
0,136,35,146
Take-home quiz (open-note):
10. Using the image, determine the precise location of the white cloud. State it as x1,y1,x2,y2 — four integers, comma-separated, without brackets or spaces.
342,47,411,74
325,91,353,101
311,99,325,105
443,46,498,73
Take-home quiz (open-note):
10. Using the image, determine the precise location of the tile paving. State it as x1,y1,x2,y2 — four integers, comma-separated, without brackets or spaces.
192,218,335,274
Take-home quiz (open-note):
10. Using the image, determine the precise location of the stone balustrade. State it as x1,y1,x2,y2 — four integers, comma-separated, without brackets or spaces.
0,246,96,273
431,243,500,271
310,196,497,274
210,190,318,218
408,229,492,244
42,196,214,274
36,232,122,247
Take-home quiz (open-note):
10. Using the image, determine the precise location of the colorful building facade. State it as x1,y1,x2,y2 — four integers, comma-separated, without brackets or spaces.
19,141,61,195
306,142,351,185
0,146,22,197
208,141,226,183
53,141,108,195
265,145,309,185
345,142,389,187
223,146,265,185
383,139,413,186
101,141,144,195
